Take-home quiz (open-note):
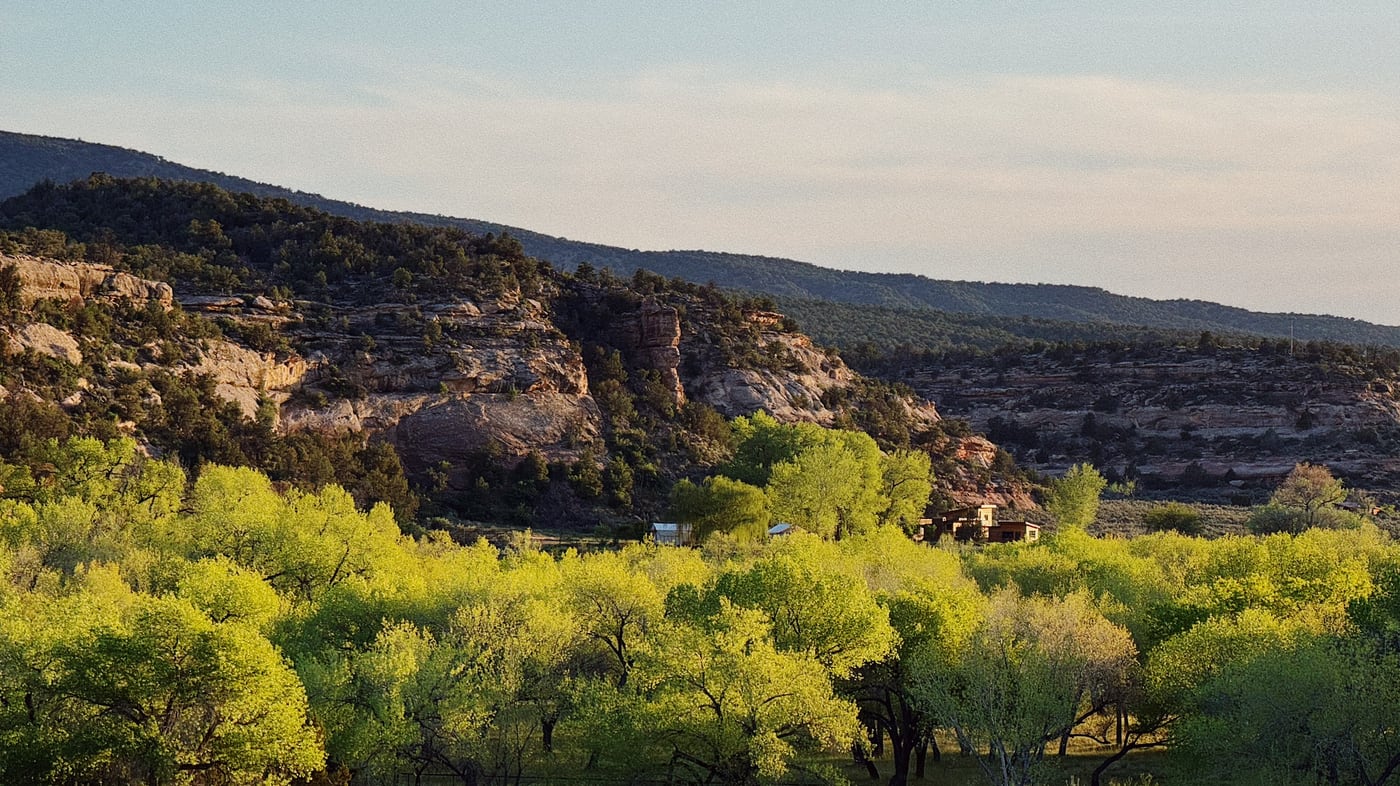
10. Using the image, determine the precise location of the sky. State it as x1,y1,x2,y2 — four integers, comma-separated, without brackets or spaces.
3,2,1399,324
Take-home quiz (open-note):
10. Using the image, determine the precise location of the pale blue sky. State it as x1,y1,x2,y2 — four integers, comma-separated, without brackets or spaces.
4,3,1398,323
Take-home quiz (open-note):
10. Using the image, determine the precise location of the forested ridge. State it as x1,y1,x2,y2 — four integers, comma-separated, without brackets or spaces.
0,176,1012,532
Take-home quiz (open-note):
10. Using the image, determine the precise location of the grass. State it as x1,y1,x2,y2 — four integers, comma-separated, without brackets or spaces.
1091,499,1252,539
815,734,1260,786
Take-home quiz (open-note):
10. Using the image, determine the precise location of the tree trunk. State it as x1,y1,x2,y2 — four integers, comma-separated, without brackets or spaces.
542,716,556,753
915,735,934,778
853,741,880,781
889,733,917,786
1091,745,1132,786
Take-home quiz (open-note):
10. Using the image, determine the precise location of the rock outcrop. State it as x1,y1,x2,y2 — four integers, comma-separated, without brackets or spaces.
3,254,173,309
900,345,1400,501
192,339,309,417
4,322,82,365
688,316,860,424
630,299,684,406
4,244,1011,511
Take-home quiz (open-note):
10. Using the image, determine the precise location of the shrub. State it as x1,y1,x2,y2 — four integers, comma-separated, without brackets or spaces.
1143,502,1203,535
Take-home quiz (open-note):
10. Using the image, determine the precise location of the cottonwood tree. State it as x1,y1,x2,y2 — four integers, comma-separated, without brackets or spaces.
632,602,861,786
920,590,1136,786
0,589,322,785
669,475,770,543
561,550,664,687
767,432,884,540
848,584,984,786
692,549,897,676
878,449,934,534
1044,463,1106,531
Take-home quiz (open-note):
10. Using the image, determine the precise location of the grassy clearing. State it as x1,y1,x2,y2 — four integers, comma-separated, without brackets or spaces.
1091,499,1251,538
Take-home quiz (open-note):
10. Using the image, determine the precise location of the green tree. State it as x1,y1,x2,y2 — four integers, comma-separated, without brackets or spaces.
561,551,664,687
921,590,1136,786
878,449,933,533
721,411,820,487
688,547,897,677
1173,634,1400,786
669,475,770,543
1,591,322,785
1044,463,1106,531
632,603,861,785
767,431,884,540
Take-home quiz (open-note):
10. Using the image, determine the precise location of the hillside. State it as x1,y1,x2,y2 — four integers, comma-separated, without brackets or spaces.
0,176,1033,530
861,338,1400,504
4,130,1399,347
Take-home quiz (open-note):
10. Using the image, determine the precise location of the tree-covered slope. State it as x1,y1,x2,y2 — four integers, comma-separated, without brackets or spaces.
4,130,1399,347
0,176,1032,531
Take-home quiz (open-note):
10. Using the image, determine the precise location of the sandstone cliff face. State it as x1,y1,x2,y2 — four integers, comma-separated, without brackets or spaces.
941,435,1039,509
192,339,308,417
4,322,83,365
4,250,1009,511
630,299,684,406
201,292,602,485
684,311,862,424
3,254,173,309
901,346,1400,500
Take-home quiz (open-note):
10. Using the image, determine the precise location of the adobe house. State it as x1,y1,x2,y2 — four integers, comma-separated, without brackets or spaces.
932,504,1040,543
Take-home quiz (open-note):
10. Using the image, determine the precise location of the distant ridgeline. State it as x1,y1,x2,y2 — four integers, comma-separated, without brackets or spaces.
4,129,1400,350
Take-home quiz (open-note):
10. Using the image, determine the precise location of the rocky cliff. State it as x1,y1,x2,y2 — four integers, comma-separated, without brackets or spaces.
2,250,1027,519
892,343,1400,502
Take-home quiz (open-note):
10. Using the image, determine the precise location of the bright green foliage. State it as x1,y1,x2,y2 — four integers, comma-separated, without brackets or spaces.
921,590,1137,786
706,413,931,542
680,539,897,677
721,411,821,487
879,448,934,533
182,466,406,602
5,437,1400,785
561,549,664,686
767,429,885,539
176,556,284,631
1044,462,1107,530
632,602,861,785
0,590,321,785
0,438,184,577
1146,608,1308,711
668,475,770,543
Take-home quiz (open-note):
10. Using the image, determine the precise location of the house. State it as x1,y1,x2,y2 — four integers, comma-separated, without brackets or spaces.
932,504,1039,543
986,518,1041,543
767,522,797,537
650,522,694,546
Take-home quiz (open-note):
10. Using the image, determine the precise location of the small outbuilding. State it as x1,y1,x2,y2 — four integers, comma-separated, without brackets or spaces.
767,522,797,537
650,522,694,546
